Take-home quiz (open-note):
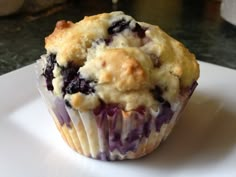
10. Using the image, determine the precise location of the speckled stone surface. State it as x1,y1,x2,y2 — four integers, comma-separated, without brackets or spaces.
0,0,236,75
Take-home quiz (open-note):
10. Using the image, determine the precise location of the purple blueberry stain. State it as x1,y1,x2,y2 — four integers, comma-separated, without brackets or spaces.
125,128,142,143
52,98,72,128
109,131,123,152
143,121,151,137
93,101,105,116
155,101,174,131
114,128,140,154
107,104,119,116
93,104,123,153
135,106,146,115
143,114,152,137
43,53,56,91
150,86,174,131
109,130,139,154
94,106,110,157
93,103,120,128
93,104,154,155
122,141,138,153
92,102,174,155
97,152,110,161
93,104,106,127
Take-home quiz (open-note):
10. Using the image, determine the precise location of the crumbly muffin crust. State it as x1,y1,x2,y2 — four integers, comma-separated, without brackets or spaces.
43,11,199,111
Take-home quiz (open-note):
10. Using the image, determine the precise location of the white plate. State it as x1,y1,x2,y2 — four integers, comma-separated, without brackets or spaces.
0,61,236,177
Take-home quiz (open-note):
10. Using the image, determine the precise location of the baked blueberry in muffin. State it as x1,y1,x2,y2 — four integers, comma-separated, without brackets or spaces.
36,11,199,160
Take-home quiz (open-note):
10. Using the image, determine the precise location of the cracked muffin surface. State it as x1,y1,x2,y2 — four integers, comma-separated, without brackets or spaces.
42,11,199,111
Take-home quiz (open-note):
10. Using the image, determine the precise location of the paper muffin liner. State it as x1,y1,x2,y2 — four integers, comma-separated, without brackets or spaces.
36,59,197,161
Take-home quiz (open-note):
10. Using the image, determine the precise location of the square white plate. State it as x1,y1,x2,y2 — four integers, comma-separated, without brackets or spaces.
0,61,236,177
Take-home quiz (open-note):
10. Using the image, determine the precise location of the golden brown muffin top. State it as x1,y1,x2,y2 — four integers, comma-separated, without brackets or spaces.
44,11,199,111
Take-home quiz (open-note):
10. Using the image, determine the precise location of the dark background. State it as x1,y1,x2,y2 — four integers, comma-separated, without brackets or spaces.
0,0,236,75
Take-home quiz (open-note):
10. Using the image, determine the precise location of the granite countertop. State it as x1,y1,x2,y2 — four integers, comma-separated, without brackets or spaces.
0,0,236,75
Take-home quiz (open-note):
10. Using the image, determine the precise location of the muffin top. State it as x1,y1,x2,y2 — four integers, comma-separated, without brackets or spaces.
43,11,199,111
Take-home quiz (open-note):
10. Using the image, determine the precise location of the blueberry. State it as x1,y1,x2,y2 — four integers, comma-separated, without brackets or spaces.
65,99,72,108
108,19,130,35
151,86,165,103
43,53,56,91
58,62,95,95
104,37,112,45
65,74,95,95
60,62,79,93
132,23,146,38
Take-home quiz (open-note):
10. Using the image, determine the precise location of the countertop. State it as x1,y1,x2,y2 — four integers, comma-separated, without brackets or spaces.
0,0,236,75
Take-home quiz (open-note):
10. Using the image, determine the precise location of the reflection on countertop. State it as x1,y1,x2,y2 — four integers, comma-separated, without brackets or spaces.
0,0,236,75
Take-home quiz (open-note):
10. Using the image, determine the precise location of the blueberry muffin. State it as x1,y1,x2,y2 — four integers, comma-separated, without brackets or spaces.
36,11,199,161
